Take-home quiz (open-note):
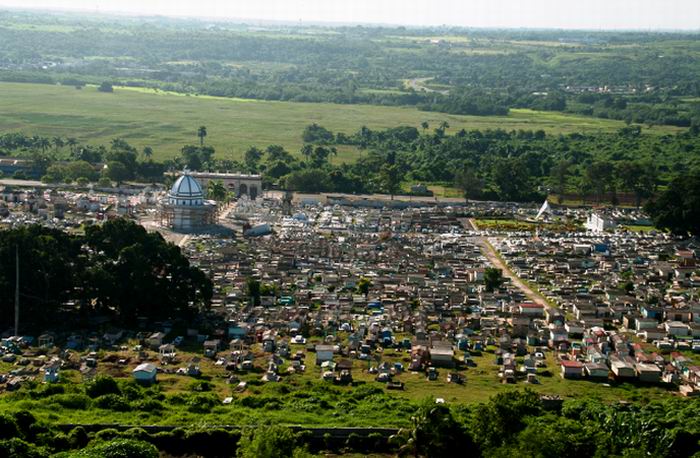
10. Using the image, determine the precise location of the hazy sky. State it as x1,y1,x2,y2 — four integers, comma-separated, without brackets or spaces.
0,0,699,30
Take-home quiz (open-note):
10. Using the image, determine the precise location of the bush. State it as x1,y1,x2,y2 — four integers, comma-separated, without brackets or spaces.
75,439,158,458
237,425,298,458
132,399,163,412
51,394,91,410
93,429,121,442
68,427,89,449
185,393,219,414
183,428,240,457
97,82,114,93
0,438,48,458
86,376,120,398
121,428,150,442
95,394,131,412
29,384,65,399
0,415,19,440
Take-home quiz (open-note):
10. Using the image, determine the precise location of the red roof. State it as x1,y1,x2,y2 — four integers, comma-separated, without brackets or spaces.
560,360,584,368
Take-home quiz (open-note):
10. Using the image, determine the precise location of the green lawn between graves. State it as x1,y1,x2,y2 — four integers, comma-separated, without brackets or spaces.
0,82,677,164
0,339,679,428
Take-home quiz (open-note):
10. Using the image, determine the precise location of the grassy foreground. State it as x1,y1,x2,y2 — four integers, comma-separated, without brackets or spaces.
0,82,675,163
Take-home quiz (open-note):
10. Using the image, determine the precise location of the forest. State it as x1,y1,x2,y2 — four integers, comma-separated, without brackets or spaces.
1,10,699,127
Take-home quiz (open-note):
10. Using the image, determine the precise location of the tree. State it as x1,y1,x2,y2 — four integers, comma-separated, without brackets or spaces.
421,121,429,133
52,137,64,154
300,144,313,163
237,425,302,458
181,145,215,171
379,163,403,199
302,123,334,144
207,180,228,202
390,399,474,458
483,267,504,292
550,160,571,203
66,137,78,153
470,389,543,451
616,161,657,208
357,276,372,297
98,82,114,93
585,161,614,204
284,169,331,193
142,146,153,159
454,166,484,202
104,161,129,185
244,147,263,171
197,126,207,147
246,277,261,306
645,169,700,236
266,145,294,163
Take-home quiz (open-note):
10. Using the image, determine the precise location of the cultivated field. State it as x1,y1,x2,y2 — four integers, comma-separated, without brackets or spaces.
0,82,676,162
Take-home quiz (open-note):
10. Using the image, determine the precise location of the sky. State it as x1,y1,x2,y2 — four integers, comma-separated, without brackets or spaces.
0,0,699,30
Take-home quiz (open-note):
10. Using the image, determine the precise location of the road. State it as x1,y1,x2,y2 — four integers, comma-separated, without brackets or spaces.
468,218,551,308
404,77,450,95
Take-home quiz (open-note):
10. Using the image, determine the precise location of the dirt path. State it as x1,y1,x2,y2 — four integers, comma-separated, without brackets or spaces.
468,218,550,308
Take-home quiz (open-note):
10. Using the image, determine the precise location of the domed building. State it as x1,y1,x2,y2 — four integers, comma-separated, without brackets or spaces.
160,172,217,232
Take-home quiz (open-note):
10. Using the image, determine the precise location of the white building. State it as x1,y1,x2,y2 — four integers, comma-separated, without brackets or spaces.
585,212,616,232
132,363,157,384
160,172,217,232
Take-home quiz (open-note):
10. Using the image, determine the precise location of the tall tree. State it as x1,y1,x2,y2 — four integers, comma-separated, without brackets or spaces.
197,126,207,147
550,160,571,203
454,165,484,202
645,169,700,236
207,180,228,202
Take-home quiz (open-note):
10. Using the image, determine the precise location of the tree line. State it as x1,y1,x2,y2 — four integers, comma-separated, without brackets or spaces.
2,12,700,127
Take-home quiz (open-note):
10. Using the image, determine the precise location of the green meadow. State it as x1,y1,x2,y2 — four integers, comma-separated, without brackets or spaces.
0,82,675,163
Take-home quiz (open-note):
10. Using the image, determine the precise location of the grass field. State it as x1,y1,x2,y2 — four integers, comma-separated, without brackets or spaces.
0,338,679,428
0,82,677,163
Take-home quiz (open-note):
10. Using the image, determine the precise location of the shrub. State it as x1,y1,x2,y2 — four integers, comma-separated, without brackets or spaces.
0,415,19,440
93,429,121,442
85,376,121,398
95,394,131,412
121,428,150,442
0,438,48,458
185,393,219,414
133,399,163,413
68,427,89,449
12,411,37,439
237,425,298,458
51,394,91,410
183,428,240,457
75,439,158,458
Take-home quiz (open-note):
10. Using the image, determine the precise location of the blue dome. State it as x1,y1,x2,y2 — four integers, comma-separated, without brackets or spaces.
169,173,203,199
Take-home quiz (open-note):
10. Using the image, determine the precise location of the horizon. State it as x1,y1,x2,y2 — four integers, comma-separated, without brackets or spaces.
0,0,699,31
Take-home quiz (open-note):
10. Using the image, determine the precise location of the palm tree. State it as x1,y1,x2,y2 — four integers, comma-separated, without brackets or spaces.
300,144,313,163
439,120,450,131
420,121,429,133
52,137,64,154
207,180,228,203
197,126,207,147
66,138,78,154
37,137,50,154
142,146,153,159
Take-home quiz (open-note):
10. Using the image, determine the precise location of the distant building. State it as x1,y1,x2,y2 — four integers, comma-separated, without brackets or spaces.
167,171,262,200
585,212,616,232
159,172,217,232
